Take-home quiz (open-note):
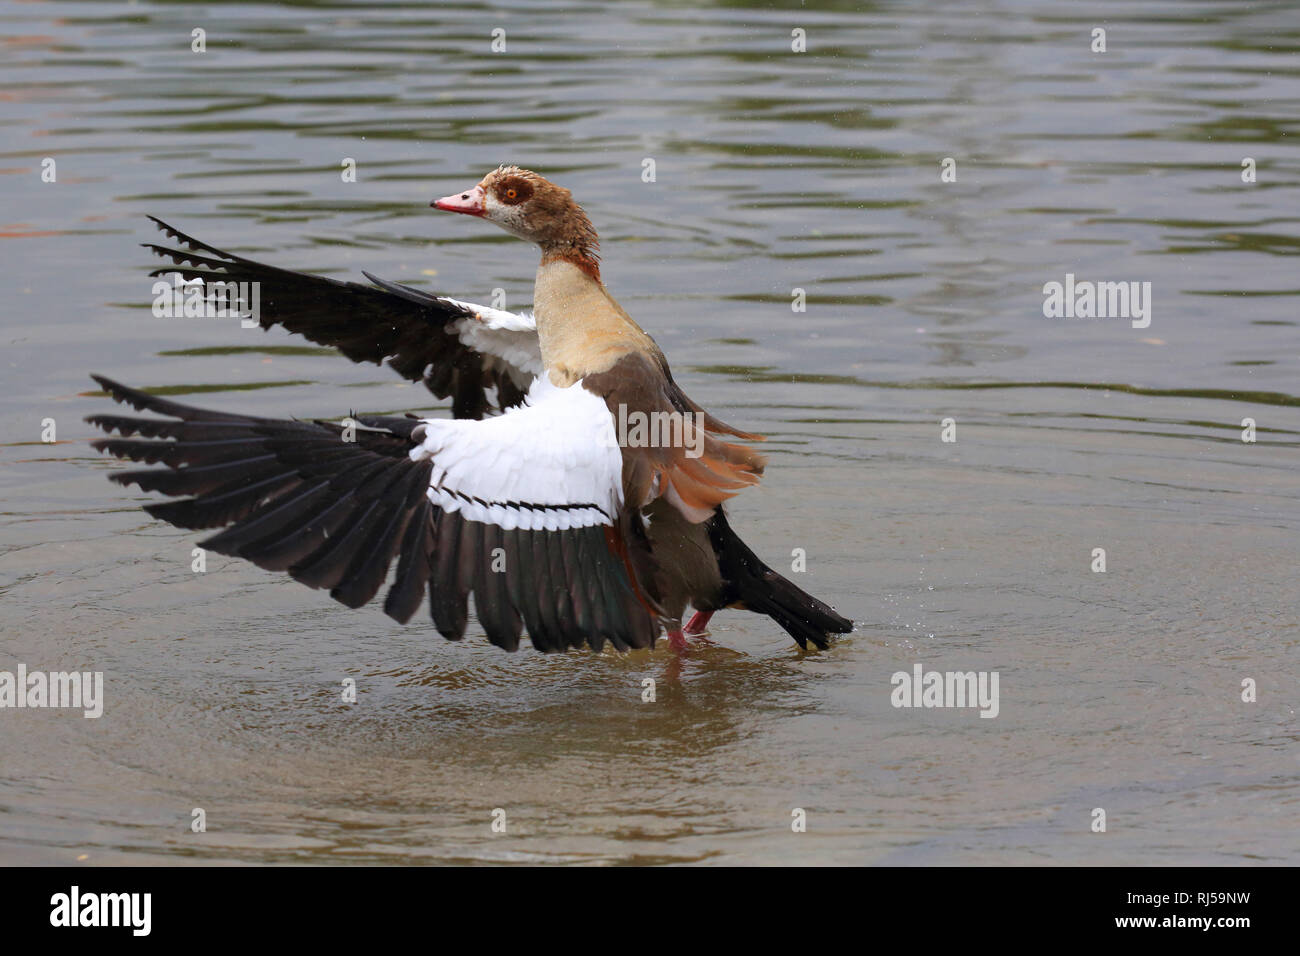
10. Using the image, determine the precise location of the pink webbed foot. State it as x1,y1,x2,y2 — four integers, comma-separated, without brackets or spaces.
667,627,689,653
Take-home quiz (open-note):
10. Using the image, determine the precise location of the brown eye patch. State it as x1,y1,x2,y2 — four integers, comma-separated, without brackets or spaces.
496,177,533,205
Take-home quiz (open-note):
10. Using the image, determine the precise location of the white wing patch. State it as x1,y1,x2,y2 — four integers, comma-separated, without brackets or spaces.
443,300,542,385
442,298,537,333
410,376,622,532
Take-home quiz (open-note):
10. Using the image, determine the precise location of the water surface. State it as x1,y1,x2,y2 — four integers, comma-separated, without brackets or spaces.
1,0,1297,864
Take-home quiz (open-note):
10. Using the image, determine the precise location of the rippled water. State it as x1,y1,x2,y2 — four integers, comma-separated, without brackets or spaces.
1,0,1297,864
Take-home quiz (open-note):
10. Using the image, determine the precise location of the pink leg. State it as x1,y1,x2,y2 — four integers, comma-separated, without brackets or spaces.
684,610,714,636
667,627,688,653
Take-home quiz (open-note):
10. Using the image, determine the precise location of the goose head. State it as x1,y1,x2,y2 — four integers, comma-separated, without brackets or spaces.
434,165,599,264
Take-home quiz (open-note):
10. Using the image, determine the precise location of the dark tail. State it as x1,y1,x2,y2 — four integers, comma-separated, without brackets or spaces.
705,510,853,650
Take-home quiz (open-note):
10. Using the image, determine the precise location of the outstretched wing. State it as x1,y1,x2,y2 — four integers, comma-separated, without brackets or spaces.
87,375,661,653
143,217,541,419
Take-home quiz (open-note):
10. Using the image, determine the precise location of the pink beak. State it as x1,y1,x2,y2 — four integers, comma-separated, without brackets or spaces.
433,184,487,217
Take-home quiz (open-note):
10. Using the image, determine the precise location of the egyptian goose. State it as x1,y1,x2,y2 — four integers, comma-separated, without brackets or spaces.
88,166,852,653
